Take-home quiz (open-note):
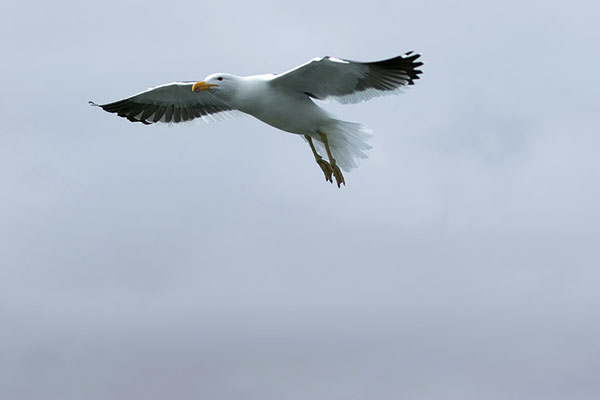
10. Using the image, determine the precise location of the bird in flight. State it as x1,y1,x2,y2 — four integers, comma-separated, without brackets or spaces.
90,52,423,187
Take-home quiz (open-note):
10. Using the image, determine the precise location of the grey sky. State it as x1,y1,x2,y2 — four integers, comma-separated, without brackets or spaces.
1,0,599,399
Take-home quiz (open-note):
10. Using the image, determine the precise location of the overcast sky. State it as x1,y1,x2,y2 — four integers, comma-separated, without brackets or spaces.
1,1,599,399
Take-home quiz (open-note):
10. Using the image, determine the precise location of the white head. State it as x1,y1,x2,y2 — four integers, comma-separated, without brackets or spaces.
192,73,238,96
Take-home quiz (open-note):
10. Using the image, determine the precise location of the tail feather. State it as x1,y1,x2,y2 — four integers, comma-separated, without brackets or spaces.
311,120,373,172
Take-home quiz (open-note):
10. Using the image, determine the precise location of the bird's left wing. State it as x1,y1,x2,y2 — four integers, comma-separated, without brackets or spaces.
90,82,236,125
270,52,423,104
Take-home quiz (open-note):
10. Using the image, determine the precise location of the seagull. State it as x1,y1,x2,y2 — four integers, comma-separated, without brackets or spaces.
90,52,423,187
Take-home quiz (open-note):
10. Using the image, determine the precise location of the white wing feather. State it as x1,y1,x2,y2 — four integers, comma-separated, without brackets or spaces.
270,52,423,104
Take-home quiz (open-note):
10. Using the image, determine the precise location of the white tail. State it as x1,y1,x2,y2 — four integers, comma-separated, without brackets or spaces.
308,120,373,172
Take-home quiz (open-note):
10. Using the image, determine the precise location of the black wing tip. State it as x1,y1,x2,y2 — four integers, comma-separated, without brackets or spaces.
93,99,154,124
393,51,425,83
402,50,422,59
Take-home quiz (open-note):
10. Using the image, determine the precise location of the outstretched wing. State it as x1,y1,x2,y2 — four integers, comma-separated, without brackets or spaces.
90,82,236,125
270,52,423,104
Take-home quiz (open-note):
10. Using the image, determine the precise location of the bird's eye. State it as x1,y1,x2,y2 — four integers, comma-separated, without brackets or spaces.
217,77,223,81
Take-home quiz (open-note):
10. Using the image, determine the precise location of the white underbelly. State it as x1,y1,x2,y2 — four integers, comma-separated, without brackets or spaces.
235,89,330,134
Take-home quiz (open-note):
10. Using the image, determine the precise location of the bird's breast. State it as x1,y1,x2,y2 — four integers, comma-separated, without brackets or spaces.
232,83,329,134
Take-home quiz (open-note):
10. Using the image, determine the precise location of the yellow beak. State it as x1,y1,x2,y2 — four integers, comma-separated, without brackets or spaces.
192,81,219,92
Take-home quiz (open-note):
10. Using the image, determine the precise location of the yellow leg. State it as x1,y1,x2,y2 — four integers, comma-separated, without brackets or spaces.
305,135,333,183
317,130,345,187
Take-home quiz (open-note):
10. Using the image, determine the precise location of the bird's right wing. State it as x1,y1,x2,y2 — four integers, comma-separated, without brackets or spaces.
90,82,237,125
270,52,423,104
